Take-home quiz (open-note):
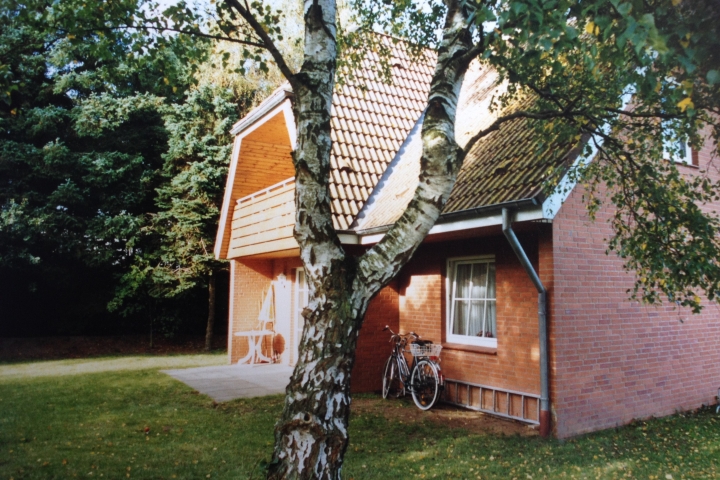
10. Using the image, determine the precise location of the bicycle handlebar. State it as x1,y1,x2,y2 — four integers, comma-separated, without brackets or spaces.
383,325,418,343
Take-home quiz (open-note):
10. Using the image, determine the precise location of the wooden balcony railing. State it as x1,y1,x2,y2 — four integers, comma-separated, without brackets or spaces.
228,178,298,258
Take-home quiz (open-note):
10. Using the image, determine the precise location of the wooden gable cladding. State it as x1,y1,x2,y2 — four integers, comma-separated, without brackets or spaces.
228,178,299,259
234,112,295,199
234,140,294,199
216,95,297,260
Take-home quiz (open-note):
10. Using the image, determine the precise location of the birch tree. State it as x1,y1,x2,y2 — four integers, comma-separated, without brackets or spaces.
38,0,719,477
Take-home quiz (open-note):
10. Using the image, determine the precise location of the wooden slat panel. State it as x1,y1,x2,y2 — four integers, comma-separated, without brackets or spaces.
228,176,297,258
228,237,299,258
231,224,294,248
233,187,294,219
234,201,295,228
237,247,300,260
232,212,294,237
237,180,294,206
233,194,293,223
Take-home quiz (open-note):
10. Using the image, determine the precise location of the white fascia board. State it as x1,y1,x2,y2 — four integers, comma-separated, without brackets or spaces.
215,134,243,259
337,233,359,245
541,91,632,220
429,206,544,236
232,99,296,147
541,155,588,220
230,86,293,136
215,97,296,259
340,206,545,246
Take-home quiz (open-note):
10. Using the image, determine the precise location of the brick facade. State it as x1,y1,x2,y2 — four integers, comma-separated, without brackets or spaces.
550,138,720,438
352,282,400,393
394,232,549,401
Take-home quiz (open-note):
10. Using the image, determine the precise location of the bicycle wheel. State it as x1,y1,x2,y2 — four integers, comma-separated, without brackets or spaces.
410,359,440,410
382,357,403,398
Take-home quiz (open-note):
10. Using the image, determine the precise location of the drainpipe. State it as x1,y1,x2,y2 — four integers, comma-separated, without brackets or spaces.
502,208,550,437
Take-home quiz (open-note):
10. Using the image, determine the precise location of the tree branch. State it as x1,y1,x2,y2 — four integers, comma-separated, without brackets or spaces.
602,108,684,119
462,108,584,155
93,24,266,49
223,0,297,87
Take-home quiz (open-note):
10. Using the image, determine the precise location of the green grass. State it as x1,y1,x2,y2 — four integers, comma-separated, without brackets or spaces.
0,360,718,479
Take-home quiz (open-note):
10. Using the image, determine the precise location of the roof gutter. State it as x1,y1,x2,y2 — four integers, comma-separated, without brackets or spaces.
436,197,539,224
502,207,551,437
350,197,541,238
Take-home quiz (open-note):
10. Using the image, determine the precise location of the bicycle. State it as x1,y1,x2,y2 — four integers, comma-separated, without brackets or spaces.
381,325,444,410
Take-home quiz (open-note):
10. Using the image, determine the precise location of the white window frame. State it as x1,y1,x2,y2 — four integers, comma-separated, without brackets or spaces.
446,255,497,348
662,121,693,165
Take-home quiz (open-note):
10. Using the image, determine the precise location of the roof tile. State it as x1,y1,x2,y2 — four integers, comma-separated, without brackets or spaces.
311,38,436,229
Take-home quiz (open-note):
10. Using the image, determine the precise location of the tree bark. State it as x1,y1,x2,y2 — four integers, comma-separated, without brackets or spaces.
267,1,479,478
205,270,216,352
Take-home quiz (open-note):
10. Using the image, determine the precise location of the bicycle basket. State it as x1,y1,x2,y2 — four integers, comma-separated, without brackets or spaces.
410,343,442,358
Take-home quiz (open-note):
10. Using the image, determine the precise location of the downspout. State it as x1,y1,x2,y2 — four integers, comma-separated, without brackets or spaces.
502,208,550,437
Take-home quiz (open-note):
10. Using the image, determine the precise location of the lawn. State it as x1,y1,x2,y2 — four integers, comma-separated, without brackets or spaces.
1,357,718,479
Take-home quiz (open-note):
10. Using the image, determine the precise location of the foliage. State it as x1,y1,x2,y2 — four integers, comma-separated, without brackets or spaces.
108,38,294,336
1,362,719,479
109,83,240,316
0,0,209,334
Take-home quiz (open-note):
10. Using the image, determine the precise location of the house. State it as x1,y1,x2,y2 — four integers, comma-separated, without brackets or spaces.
214,38,720,438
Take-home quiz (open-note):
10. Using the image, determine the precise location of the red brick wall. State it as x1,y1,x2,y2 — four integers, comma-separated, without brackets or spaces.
351,282,400,393
396,232,550,398
551,138,720,438
229,259,273,364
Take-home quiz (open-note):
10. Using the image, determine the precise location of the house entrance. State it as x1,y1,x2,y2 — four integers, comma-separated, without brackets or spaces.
293,268,309,364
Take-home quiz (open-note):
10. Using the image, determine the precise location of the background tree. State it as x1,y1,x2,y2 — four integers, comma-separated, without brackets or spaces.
109,8,303,348
0,0,206,335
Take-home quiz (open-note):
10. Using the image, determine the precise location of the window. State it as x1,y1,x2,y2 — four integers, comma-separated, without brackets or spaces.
446,256,497,348
662,121,695,165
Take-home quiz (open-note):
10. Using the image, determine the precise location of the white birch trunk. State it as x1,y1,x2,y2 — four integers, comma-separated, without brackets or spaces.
268,1,478,478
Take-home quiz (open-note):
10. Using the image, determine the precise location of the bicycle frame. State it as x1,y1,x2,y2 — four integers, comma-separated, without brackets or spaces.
390,335,415,390
382,325,444,409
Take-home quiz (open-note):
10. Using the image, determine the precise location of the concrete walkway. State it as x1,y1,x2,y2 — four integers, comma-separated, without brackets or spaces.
162,363,294,402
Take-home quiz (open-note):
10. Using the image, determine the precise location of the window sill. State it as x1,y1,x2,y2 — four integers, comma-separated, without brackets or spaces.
674,162,699,169
442,342,497,355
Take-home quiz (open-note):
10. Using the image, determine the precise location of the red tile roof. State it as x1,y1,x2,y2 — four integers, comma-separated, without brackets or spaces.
328,36,435,229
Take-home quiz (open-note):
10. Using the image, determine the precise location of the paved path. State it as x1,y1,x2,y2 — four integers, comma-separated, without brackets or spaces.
162,364,294,402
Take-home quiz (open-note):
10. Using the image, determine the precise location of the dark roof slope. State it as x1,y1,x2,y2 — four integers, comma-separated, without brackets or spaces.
444,97,572,214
